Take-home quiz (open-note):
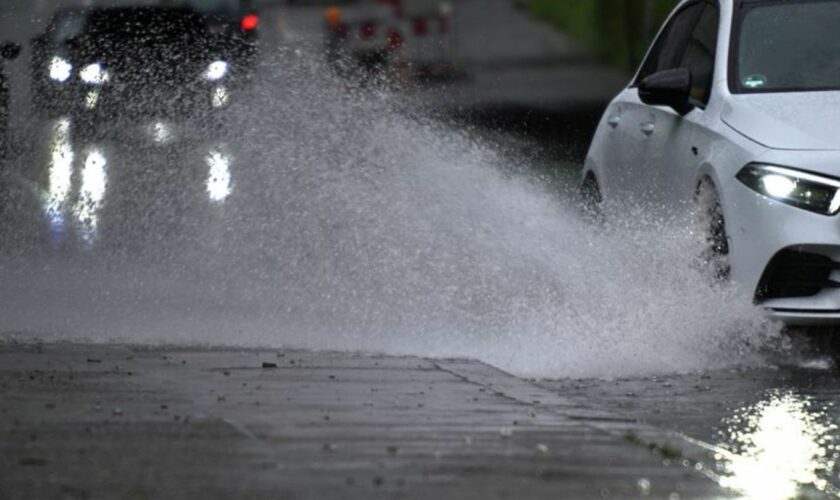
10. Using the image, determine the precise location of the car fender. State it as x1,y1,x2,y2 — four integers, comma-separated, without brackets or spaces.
694,162,723,200
692,126,771,287
690,110,758,221
693,147,739,243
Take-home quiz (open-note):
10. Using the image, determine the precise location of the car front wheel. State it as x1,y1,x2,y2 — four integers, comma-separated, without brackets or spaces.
579,173,603,223
695,176,730,281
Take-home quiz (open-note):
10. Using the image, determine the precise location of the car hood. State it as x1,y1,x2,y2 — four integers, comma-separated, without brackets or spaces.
721,92,840,151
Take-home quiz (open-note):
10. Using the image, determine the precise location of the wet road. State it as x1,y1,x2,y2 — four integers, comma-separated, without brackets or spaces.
541,358,840,498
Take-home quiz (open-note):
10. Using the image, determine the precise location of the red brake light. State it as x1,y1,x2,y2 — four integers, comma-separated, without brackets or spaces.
241,14,259,31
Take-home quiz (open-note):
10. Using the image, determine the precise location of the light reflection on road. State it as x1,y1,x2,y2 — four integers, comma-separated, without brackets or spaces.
75,148,107,243
206,146,232,203
211,85,229,108
149,121,174,144
45,117,74,241
84,89,100,110
716,390,839,499
40,117,234,247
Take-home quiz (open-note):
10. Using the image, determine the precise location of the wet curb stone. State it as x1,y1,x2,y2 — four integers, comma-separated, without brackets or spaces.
435,360,731,488
0,343,735,499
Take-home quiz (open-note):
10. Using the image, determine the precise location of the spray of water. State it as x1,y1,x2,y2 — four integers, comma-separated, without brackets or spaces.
0,50,782,378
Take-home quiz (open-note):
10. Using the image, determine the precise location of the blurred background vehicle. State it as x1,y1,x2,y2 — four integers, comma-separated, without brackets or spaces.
324,0,455,82
324,1,396,76
30,5,247,139
397,0,455,81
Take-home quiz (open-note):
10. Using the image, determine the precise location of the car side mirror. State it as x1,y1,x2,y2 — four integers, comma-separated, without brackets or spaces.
0,41,21,60
638,68,694,116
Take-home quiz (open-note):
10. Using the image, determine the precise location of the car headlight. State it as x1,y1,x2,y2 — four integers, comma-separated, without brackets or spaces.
80,63,109,85
49,56,73,82
736,163,840,216
204,60,228,81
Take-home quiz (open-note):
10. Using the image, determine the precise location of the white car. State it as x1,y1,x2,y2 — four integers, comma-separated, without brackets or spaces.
583,0,840,325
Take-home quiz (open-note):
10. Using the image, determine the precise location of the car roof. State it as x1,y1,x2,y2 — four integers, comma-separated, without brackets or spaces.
85,6,201,15
84,6,205,23
49,5,205,22
83,6,207,35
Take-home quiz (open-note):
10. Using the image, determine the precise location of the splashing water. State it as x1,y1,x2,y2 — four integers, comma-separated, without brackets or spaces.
0,51,781,378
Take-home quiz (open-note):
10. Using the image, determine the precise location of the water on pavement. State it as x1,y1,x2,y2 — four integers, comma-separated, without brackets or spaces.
542,360,840,498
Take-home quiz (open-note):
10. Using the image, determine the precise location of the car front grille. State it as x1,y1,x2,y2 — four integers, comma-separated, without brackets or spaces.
756,248,840,301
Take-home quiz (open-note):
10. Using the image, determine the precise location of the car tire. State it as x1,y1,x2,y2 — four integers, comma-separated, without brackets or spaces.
695,176,730,281
579,173,603,223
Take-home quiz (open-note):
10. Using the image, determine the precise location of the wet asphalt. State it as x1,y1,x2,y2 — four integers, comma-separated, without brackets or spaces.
541,354,840,498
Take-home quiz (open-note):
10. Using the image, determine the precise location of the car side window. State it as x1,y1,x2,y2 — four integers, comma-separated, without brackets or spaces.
679,3,719,105
636,2,704,84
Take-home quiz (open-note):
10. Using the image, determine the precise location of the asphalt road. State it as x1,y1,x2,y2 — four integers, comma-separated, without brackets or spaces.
541,355,840,498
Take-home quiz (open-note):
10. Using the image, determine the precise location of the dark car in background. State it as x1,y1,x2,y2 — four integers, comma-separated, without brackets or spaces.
31,4,258,137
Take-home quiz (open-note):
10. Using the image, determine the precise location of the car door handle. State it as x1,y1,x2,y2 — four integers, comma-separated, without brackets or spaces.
640,122,656,136
607,115,621,128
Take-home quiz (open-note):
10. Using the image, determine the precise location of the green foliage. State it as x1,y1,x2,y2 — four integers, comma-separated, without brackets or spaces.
528,0,680,72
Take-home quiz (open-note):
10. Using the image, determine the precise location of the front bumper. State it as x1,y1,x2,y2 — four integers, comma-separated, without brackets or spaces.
759,246,840,325
39,79,235,122
726,171,840,325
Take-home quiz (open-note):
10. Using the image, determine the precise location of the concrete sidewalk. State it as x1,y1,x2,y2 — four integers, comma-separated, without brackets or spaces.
0,343,731,499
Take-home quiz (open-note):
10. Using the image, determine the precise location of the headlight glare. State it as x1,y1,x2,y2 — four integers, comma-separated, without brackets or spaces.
49,56,73,82
760,174,797,198
80,63,109,85
736,163,840,215
204,60,228,81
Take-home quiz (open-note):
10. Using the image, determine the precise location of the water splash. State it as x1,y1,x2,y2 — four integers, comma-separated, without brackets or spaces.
0,51,782,378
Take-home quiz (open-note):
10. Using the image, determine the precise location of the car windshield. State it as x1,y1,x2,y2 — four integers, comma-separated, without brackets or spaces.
85,8,208,40
186,0,244,15
734,0,840,92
